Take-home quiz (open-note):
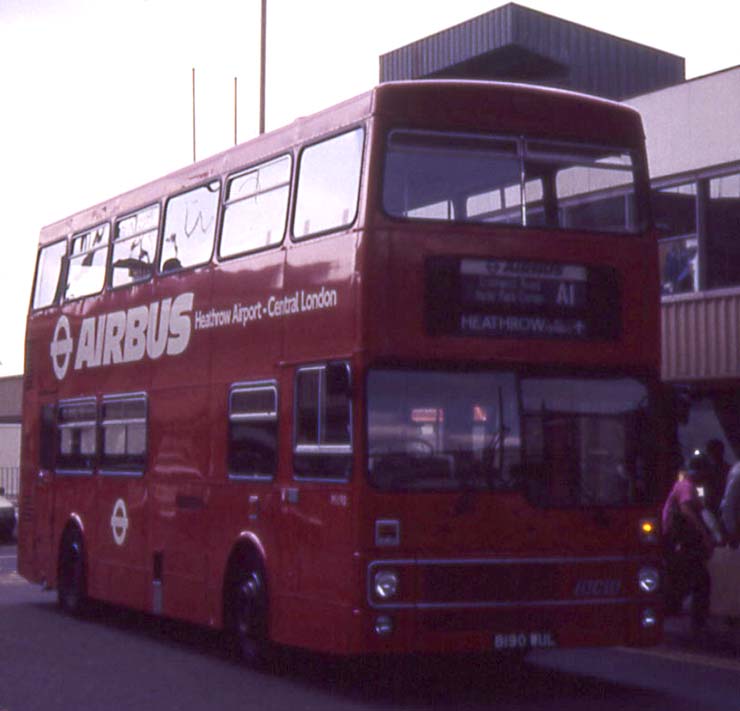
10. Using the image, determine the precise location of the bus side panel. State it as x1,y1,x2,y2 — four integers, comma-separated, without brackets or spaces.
283,232,359,363
149,385,213,624
209,250,285,383
91,476,150,612
17,393,55,586
146,268,214,624
267,232,361,652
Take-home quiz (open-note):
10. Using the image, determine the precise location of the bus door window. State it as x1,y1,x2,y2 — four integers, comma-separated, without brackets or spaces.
100,394,147,476
220,156,291,258
294,363,352,480
65,225,110,301
293,128,364,239
110,205,160,288
32,239,67,310
159,181,220,273
57,398,97,474
228,383,278,480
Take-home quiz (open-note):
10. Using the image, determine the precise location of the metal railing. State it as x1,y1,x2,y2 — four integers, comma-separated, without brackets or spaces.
0,466,19,500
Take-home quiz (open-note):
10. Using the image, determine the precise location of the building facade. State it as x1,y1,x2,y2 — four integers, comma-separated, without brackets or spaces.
630,68,740,462
0,375,22,498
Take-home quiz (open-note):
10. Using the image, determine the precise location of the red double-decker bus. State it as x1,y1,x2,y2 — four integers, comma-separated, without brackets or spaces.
19,80,663,663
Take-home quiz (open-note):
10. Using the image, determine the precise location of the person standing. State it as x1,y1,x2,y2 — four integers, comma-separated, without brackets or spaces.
720,461,740,548
705,439,731,518
662,454,716,632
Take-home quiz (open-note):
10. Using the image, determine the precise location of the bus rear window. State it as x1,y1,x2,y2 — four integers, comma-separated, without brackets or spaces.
382,130,644,235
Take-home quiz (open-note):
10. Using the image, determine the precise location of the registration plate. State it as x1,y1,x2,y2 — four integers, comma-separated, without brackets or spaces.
493,631,557,651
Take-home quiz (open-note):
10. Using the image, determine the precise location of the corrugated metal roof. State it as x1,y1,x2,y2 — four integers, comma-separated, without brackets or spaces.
380,3,685,100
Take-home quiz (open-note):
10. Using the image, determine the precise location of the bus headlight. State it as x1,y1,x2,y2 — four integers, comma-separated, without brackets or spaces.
373,570,400,600
638,566,660,594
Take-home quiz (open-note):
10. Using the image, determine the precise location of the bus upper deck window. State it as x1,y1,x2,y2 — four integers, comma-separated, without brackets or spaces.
111,204,160,288
64,224,110,301
32,239,67,309
293,128,364,239
160,181,220,272
382,130,643,235
221,155,291,258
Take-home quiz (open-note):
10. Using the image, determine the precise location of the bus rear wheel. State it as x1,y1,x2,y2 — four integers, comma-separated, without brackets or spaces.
229,560,270,666
57,527,87,615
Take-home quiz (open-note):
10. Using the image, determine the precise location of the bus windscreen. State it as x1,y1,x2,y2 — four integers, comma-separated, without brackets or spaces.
382,130,643,234
367,369,655,505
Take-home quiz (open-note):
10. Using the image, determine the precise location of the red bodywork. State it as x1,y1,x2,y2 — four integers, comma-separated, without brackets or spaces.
18,81,663,655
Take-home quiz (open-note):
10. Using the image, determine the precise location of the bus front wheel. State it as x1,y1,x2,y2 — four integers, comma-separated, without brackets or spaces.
57,527,87,615
228,558,270,666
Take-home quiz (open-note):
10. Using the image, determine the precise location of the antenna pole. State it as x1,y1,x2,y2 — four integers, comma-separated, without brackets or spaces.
259,0,266,134
192,67,197,162
234,76,238,145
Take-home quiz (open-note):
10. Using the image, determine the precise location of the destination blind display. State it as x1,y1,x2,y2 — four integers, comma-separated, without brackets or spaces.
425,256,620,340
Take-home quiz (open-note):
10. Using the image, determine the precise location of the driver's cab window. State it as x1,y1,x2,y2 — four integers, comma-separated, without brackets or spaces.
294,363,352,480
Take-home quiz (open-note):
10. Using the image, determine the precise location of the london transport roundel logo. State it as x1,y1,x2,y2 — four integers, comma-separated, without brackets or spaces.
110,499,129,546
50,315,74,380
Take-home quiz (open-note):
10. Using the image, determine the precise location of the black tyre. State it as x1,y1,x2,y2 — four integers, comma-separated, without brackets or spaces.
228,558,270,666
57,527,87,615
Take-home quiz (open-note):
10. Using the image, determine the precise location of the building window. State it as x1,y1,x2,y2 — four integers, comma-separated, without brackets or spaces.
57,399,97,473
654,183,698,295
293,128,364,239
160,181,220,272
707,173,740,289
294,363,352,480
220,155,291,258
32,240,67,309
228,383,278,479
110,204,159,288
65,224,110,300
100,394,147,475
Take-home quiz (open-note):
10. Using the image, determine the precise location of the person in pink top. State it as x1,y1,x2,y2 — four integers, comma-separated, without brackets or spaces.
662,453,716,632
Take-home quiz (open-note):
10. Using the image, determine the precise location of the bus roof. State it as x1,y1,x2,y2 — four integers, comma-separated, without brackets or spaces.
38,80,643,246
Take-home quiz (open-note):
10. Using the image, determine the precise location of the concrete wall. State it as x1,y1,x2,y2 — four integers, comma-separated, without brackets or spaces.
629,66,740,181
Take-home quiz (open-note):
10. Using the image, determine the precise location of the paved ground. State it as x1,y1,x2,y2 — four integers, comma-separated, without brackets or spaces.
663,613,740,660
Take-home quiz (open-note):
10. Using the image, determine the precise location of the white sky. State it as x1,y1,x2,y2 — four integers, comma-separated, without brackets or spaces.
0,0,737,375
